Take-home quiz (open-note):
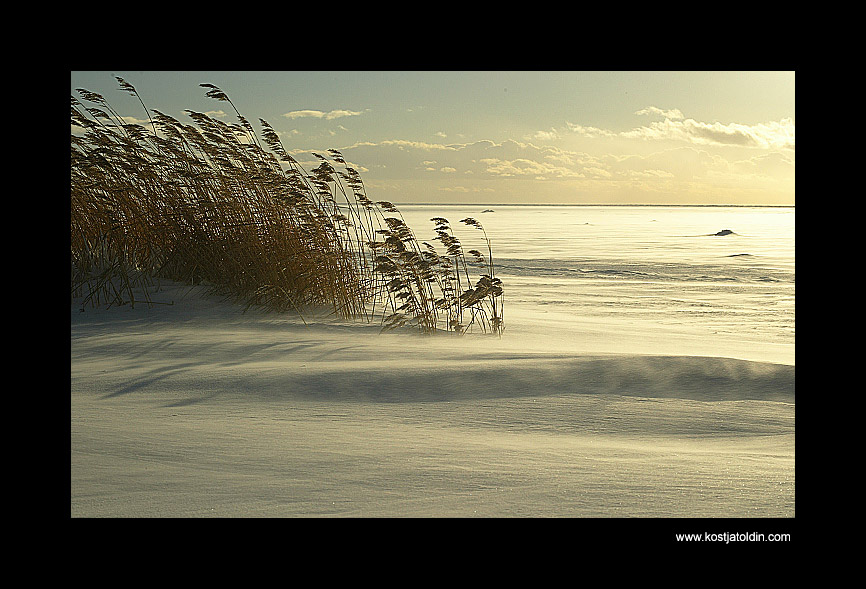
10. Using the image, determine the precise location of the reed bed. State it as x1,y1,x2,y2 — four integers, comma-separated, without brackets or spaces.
71,77,503,335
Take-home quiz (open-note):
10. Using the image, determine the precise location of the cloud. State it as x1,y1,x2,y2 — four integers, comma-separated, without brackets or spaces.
478,157,585,179
623,168,675,179
730,152,795,177
437,186,495,193
583,166,613,178
341,138,607,182
621,117,794,149
334,136,791,204
282,109,363,120
608,146,728,180
565,122,616,138
563,109,794,150
532,128,560,141
338,135,789,199
355,139,455,151
119,116,152,126
635,106,684,119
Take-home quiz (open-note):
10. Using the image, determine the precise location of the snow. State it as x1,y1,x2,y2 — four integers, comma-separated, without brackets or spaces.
71,281,794,518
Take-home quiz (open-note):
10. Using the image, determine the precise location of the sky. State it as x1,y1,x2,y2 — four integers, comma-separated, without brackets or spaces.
71,71,795,206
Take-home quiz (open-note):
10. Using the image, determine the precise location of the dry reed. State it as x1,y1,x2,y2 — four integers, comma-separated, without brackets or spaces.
71,77,504,335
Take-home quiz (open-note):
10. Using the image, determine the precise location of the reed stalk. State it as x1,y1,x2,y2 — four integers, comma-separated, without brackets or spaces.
71,78,504,335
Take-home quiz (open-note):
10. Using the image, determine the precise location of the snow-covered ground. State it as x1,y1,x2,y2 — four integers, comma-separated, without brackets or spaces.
71,279,794,518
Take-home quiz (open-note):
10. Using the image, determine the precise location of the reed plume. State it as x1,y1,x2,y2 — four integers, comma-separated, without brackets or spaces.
71,77,504,335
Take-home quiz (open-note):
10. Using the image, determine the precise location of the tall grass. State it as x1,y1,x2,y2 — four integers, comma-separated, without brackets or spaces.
71,77,504,335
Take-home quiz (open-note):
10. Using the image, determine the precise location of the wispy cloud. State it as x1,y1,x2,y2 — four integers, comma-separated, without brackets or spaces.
342,138,601,181
564,122,616,138
337,137,792,204
635,106,684,119
561,108,794,150
438,185,496,193
622,117,795,149
478,157,584,179
730,152,795,177
532,128,560,141
282,109,364,120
